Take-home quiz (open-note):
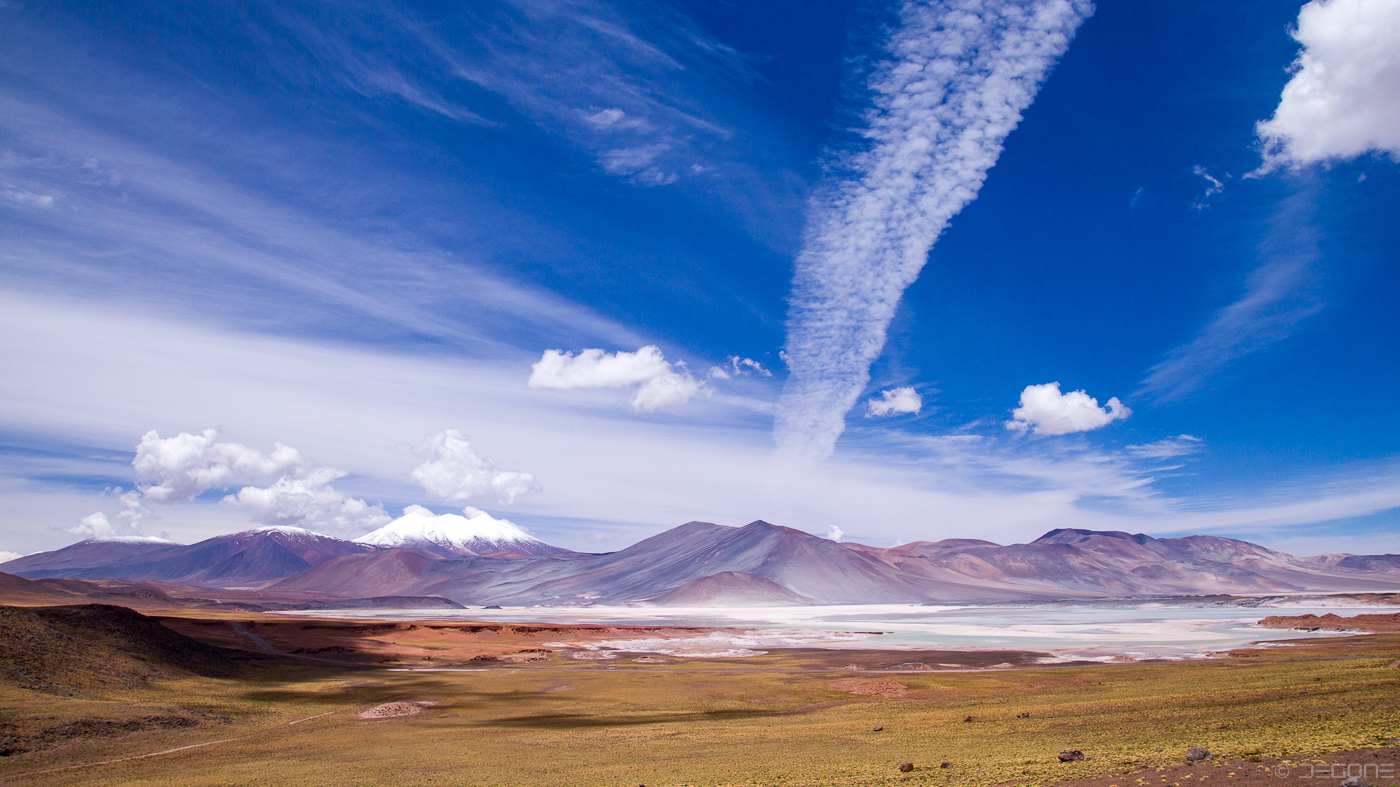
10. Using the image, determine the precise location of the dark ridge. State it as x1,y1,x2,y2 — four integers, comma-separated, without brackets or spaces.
0,604,263,695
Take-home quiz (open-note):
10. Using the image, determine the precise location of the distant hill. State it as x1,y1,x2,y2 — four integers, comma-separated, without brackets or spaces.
0,604,257,694
14,521,1400,605
6,527,378,588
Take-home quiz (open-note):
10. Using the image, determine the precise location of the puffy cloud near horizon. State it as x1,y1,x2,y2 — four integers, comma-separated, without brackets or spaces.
70,488,148,539
127,429,387,534
227,467,390,533
1127,434,1205,459
134,429,304,502
867,387,922,417
528,345,711,412
411,429,540,505
1256,0,1400,167
826,524,845,542
0,550,21,563
774,0,1094,462
1007,382,1131,436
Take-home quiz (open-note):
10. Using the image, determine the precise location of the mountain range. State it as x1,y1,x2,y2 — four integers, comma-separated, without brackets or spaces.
6,519,1399,605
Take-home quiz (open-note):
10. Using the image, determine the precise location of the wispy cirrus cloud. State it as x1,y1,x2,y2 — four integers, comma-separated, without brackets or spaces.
1125,434,1203,460
775,0,1094,462
0,91,643,356
1138,187,1322,402
264,0,754,187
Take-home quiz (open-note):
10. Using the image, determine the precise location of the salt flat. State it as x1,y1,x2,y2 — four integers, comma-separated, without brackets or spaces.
275,596,1400,661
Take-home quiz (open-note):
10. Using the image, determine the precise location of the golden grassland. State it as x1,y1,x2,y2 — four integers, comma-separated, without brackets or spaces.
2,622,1398,787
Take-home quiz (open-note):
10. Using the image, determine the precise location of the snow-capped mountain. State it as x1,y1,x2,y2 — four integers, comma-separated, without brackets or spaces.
353,506,565,558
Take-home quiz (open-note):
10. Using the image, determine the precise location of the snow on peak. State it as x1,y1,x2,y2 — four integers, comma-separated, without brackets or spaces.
250,525,326,537
87,535,178,544
354,505,551,556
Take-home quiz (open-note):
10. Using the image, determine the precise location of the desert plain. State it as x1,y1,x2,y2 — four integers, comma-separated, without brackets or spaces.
3,592,1400,787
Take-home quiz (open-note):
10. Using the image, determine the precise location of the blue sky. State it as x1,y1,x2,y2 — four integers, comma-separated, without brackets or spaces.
2,0,1398,558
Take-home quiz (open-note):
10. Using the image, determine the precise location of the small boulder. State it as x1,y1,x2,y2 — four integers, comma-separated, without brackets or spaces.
963,715,973,722
1340,778,1370,787
1058,750,1085,762
940,761,952,769
898,762,915,773
1186,747,1212,762
1018,711,1031,718
873,726,884,732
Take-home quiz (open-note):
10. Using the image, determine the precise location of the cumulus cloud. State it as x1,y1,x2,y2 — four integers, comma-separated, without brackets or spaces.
867,387,923,417
826,524,845,542
131,429,386,533
134,429,304,502
774,0,1094,461
1007,382,1130,436
226,467,390,533
1256,0,1400,167
529,346,711,412
71,488,149,539
1126,434,1204,459
411,429,539,504
0,551,21,563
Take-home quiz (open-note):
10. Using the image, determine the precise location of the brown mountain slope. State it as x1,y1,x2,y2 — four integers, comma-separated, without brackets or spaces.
0,604,260,694
653,571,816,606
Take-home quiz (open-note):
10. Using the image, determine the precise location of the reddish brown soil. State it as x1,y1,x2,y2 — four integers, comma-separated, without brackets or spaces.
1258,612,1400,633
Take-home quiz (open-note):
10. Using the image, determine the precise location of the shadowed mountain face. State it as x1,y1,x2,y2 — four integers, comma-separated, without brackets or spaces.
3,538,179,578
14,522,1400,604
7,528,379,588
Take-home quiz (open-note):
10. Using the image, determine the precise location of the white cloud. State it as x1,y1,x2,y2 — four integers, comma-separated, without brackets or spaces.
528,346,711,412
1192,165,1226,210
71,512,118,539
1257,0,1400,167
775,0,1093,462
134,429,304,502
867,387,922,418
1007,382,1131,436
129,428,386,534
411,429,539,504
1126,434,1204,459
0,550,22,563
227,467,390,534
709,356,772,380
2,185,55,208
826,524,845,542
70,487,149,539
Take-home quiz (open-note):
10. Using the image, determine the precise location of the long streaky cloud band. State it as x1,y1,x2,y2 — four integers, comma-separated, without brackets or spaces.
775,0,1093,461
